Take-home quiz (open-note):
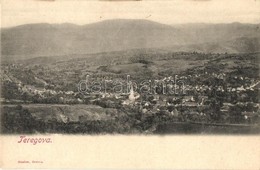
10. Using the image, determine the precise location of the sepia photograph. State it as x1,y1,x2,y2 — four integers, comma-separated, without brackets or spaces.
1,0,260,135
1,0,260,169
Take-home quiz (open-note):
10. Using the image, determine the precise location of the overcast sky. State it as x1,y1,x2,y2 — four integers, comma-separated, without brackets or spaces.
1,0,260,28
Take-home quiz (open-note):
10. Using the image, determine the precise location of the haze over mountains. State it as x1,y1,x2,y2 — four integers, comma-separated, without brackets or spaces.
1,19,260,59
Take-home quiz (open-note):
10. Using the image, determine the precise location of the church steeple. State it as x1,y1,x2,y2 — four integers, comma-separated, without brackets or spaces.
129,83,135,101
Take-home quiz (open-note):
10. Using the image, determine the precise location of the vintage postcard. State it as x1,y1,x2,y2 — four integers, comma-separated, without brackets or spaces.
0,0,260,169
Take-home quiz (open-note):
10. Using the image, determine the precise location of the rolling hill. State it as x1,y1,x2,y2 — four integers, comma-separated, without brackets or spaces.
1,19,259,60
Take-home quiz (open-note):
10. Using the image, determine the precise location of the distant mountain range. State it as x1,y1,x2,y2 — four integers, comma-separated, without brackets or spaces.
1,19,260,59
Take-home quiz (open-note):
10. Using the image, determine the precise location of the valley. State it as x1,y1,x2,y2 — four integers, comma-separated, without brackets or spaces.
1,50,259,134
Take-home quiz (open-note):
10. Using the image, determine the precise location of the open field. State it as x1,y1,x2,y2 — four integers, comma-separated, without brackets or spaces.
2,104,259,134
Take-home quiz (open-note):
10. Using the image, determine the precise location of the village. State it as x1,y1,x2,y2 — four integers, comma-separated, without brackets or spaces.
1,60,259,125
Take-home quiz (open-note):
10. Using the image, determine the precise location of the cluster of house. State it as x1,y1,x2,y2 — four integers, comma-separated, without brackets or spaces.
2,63,260,123
96,73,260,122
